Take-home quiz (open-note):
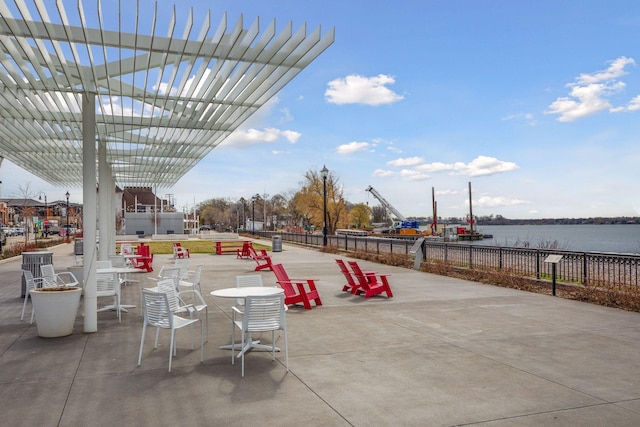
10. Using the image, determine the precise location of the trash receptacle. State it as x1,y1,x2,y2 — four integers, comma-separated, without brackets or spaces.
21,251,53,297
74,238,83,255
272,235,282,252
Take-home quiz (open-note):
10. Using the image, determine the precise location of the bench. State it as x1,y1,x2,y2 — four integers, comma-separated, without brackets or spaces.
214,240,250,255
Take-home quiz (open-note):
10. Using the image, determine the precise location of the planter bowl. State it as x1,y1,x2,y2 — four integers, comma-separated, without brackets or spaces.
30,287,82,338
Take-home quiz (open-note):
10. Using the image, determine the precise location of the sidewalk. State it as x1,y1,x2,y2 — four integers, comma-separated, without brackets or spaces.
1,239,639,426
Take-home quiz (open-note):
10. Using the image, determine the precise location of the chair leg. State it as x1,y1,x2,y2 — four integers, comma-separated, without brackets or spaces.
168,329,175,372
199,318,204,363
137,324,147,367
271,331,276,361
241,332,246,377
283,329,289,372
231,317,236,365
21,293,29,321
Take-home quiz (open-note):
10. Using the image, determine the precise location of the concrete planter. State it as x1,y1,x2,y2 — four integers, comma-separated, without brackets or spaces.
30,287,82,338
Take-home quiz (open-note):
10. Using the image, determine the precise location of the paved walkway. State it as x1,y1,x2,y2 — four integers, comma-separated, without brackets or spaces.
1,238,639,426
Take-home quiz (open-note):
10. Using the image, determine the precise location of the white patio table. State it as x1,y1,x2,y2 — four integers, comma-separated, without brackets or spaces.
211,286,284,354
96,267,144,312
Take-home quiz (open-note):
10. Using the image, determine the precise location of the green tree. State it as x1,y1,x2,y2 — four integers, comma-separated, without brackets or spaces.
349,203,372,228
291,168,346,235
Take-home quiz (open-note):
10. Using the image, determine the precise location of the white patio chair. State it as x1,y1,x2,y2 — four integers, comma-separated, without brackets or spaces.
235,274,264,306
174,258,190,281
179,264,203,295
138,288,203,372
21,270,46,323
231,293,288,377
40,264,79,288
157,278,209,343
146,266,180,292
95,271,121,322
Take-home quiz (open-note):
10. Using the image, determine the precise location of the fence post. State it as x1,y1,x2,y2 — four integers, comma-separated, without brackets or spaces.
469,245,473,269
536,250,540,279
583,253,588,285
499,247,503,270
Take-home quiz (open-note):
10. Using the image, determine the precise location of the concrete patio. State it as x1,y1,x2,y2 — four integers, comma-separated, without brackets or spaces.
1,238,640,426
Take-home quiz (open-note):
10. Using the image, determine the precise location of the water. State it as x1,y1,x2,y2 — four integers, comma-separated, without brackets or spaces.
470,224,640,254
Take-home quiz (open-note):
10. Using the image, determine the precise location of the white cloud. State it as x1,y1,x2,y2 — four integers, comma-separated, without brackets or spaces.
576,56,634,84
501,112,537,126
399,169,430,181
417,162,455,173
325,74,404,106
373,169,395,177
337,141,370,155
454,156,519,177
222,127,301,147
474,195,530,208
415,156,518,177
387,156,424,167
546,56,636,121
627,95,640,111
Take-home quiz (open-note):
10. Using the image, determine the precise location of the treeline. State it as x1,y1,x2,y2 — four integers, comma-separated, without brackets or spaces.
473,215,639,225
405,215,639,226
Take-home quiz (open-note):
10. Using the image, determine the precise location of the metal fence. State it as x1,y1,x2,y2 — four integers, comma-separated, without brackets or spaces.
255,231,640,289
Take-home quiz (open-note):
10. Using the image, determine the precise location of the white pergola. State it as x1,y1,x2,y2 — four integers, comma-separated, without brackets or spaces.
0,0,334,331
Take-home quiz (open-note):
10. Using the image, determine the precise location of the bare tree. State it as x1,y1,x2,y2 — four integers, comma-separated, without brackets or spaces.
16,182,36,244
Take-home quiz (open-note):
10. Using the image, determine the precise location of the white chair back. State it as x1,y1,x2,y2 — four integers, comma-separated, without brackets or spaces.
157,278,181,313
174,258,190,280
243,294,285,332
108,254,126,268
141,289,172,329
40,264,56,286
236,274,263,305
96,260,112,269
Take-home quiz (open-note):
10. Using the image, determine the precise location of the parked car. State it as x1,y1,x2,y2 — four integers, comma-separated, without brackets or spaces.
199,225,211,231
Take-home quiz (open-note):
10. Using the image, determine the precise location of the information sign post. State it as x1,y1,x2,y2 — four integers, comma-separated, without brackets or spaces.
544,254,563,296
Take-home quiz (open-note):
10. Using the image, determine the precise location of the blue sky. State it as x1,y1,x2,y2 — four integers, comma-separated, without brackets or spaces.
2,0,640,219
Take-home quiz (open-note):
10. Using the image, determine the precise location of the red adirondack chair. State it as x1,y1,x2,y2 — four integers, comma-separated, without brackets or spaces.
132,243,154,272
272,263,322,310
236,241,253,259
347,261,393,298
248,245,274,271
173,242,190,259
335,259,359,293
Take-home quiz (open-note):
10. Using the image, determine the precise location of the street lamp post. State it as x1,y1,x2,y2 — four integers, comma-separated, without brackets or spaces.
251,194,260,235
321,165,329,247
38,192,47,237
65,191,70,239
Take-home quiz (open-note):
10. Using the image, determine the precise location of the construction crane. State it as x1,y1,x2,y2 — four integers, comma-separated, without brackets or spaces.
365,185,420,233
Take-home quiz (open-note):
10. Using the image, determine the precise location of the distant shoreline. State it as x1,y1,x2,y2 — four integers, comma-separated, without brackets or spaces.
410,217,639,226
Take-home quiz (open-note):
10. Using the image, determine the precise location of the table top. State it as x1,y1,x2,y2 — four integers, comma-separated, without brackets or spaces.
211,286,284,298
97,267,144,274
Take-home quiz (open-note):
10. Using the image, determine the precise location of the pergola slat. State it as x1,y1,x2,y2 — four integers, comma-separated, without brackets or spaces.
0,0,333,188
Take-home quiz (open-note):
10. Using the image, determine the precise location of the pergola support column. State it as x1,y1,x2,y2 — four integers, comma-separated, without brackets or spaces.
83,92,98,333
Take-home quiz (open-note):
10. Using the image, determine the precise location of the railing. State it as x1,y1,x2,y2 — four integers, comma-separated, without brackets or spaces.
253,231,640,289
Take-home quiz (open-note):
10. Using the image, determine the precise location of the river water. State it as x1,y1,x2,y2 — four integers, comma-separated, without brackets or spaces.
468,224,640,254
